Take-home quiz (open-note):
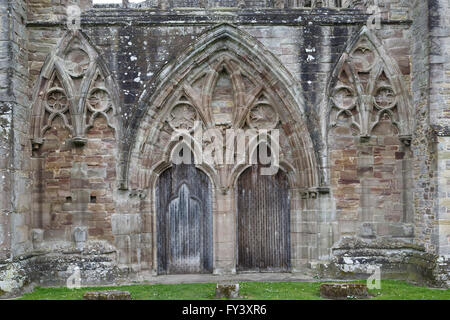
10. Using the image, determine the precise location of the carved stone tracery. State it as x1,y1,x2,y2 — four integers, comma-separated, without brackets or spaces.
85,70,116,132
64,47,90,78
328,27,412,141
88,89,111,112
46,89,68,112
31,31,118,148
168,103,198,131
247,103,279,130
129,25,319,192
37,73,73,141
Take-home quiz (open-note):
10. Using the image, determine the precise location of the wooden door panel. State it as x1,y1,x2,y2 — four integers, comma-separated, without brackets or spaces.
156,164,212,274
237,166,290,272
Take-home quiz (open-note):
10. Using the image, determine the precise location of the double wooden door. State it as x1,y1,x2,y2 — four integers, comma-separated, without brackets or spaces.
156,163,290,274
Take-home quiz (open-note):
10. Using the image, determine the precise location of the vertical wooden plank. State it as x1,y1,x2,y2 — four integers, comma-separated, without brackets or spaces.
156,163,212,274
237,165,290,272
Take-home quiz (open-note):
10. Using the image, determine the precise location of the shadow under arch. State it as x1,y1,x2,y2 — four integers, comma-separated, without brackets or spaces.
228,135,297,191
146,139,220,195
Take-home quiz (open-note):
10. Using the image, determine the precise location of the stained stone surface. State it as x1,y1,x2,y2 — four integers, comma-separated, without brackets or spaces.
320,283,369,300
83,290,131,300
216,283,240,299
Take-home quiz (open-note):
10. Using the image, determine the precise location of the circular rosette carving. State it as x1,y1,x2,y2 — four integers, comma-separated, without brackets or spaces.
247,104,279,130
64,49,90,78
168,103,198,131
46,88,69,113
87,89,112,112
374,87,396,110
350,45,376,72
331,86,357,111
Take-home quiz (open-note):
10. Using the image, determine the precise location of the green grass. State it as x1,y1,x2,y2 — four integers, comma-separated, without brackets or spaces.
17,280,450,300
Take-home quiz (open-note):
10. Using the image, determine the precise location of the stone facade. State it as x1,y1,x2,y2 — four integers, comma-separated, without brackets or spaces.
0,0,449,296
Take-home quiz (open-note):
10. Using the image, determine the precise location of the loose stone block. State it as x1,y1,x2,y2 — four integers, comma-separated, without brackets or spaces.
216,283,240,299
83,290,132,300
320,283,369,300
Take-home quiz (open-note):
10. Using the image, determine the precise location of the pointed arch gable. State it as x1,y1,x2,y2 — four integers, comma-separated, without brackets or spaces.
125,24,319,191
324,26,412,139
136,24,305,113
32,69,74,140
30,30,121,148
324,26,415,232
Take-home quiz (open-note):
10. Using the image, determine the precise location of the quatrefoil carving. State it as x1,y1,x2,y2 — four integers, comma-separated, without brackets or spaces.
328,28,411,140
247,104,279,130
168,103,198,131
64,48,90,78
46,89,69,113
87,88,112,112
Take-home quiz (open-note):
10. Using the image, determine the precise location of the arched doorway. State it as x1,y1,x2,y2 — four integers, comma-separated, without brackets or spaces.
237,164,291,272
127,25,320,273
156,163,213,274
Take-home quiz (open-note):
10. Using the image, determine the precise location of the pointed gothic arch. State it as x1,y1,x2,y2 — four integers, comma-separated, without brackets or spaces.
126,23,319,192
30,30,121,148
29,30,123,244
324,26,415,238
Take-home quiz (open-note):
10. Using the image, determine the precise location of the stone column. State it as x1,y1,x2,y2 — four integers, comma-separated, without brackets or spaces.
70,162,91,249
436,134,450,265
290,188,304,271
0,0,32,296
0,0,10,261
0,101,12,262
317,188,334,261
214,189,235,274
428,0,450,283
292,188,320,270
0,0,31,260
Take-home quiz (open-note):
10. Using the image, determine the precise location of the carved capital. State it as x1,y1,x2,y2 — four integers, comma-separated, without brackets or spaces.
300,188,321,199
359,134,371,143
71,136,87,147
31,138,43,150
399,134,412,146
317,186,330,194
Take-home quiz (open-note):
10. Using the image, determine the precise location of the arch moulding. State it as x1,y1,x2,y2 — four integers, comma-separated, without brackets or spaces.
125,23,321,193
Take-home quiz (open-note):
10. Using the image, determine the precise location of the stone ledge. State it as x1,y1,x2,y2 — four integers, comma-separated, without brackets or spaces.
26,10,412,27
316,237,444,287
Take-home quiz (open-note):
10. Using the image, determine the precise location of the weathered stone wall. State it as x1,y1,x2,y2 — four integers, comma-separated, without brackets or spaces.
23,2,438,280
0,0,12,265
6,0,32,259
32,116,117,242
0,0,33,295
428,0,450,285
